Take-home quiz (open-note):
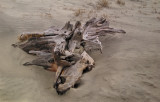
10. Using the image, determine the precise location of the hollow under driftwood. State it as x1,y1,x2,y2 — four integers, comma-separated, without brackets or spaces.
12,17,126,95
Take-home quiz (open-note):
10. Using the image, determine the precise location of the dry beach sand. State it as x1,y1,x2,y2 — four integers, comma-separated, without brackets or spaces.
0,0,160,102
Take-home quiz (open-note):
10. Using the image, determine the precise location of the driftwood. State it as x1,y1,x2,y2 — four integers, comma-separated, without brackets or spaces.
12,17,125,95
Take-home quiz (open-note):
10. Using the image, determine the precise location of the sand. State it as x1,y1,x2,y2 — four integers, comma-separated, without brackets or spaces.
0,0,160,102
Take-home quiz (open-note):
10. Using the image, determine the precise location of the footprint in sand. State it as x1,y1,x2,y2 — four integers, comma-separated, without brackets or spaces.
141,81,157,89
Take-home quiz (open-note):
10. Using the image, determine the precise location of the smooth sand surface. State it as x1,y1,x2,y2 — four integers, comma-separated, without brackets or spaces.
0,0,160,102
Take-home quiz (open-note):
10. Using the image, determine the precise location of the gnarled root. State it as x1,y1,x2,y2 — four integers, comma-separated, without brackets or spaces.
12,17,125,94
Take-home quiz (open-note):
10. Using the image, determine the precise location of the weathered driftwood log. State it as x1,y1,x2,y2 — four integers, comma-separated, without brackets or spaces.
12,17,125,95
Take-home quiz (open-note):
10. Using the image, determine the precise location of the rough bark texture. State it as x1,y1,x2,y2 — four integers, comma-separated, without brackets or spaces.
12,17,126,95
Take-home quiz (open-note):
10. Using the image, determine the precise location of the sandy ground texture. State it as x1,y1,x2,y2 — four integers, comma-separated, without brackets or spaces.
0,0,160,102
